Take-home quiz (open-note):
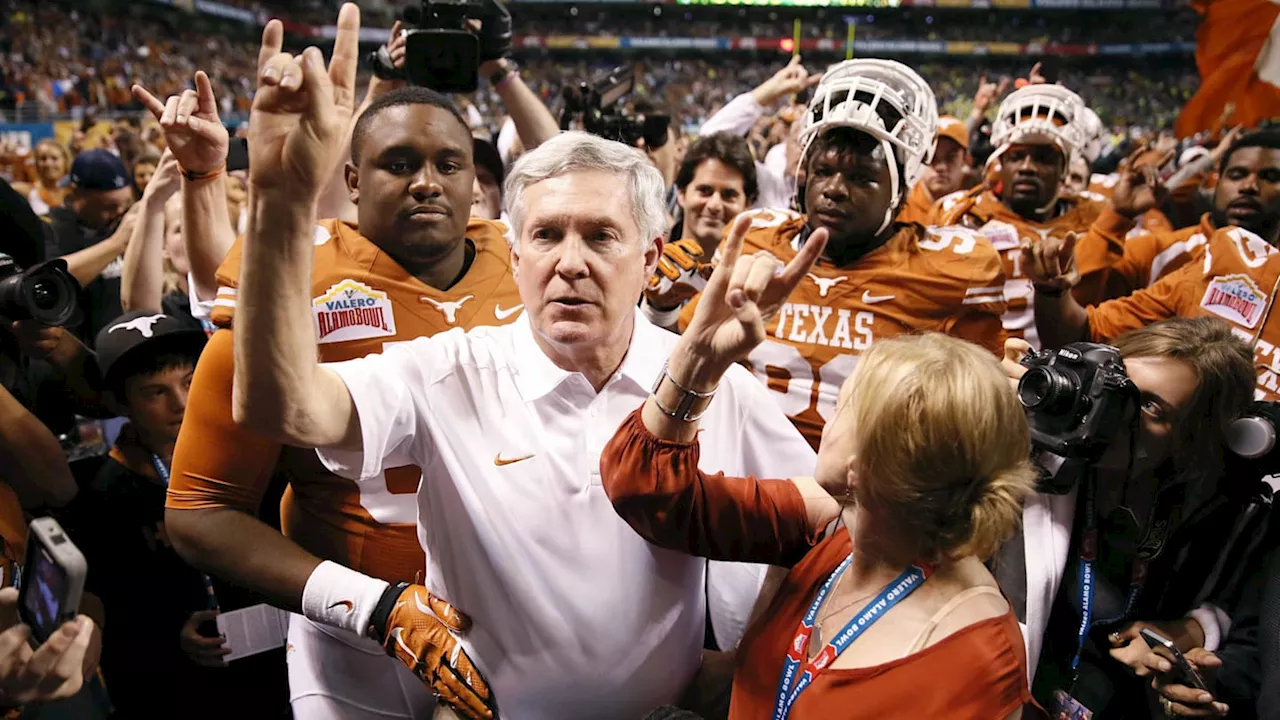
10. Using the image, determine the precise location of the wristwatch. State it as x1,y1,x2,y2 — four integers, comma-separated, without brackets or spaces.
488,59,518,88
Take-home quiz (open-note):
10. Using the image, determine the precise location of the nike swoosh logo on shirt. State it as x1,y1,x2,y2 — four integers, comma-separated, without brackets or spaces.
494,303,524,320
328,600,354,612
494,453,535,467
861,291,895,304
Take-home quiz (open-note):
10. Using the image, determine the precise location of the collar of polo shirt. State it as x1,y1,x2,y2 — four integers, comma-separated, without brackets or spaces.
510,307,666,401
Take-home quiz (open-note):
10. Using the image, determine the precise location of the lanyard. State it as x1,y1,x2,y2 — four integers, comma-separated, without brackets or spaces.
1071,476,1147,676
151,454,170,486
772,553,932,720
151,454,219,611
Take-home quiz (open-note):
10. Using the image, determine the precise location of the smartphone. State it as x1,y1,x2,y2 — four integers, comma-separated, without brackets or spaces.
226,137,249,173
1140,627,1209,691
18,518,86,646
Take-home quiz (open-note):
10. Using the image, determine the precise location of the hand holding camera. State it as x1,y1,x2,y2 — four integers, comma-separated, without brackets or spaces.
0,587,94,706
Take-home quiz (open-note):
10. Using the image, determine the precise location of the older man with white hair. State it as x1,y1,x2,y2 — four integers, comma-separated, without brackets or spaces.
231,8,818,718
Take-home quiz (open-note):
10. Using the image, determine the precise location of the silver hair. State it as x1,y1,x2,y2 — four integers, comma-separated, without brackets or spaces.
503,131,668,248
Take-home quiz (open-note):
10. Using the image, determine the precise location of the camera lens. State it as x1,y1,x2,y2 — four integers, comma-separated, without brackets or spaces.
1018,367,1079,413
30,281,57,311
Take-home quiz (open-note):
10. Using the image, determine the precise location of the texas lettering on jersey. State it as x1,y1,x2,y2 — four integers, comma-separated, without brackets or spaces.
931,187,1104,348
682,208,1007,448
169,217,522,584
1085,226,1280,400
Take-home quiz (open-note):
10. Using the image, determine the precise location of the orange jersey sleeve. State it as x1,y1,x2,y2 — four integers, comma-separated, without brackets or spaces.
1085,259,1202,342
167,329,282,513
896,181,935,227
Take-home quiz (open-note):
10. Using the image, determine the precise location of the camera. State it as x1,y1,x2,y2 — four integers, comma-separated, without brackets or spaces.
560,65,671,149
1018,342,1137,464
1226,401,1280,478
0,253,80,327
372,0,485,93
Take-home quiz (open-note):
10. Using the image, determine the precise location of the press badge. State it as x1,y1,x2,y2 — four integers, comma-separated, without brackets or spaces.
1047,689,1093,720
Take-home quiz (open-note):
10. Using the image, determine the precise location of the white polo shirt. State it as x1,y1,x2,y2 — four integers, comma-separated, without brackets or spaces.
317,309,815,720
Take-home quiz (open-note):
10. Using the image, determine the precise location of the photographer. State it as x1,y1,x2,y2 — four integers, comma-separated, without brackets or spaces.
998,317,1256,718
45,149,139,346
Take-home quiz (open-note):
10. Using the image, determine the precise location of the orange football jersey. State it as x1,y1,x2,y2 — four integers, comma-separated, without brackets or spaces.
1087,225,1280,400
896,180,936,226
1075,208,1213,302
680,208,1007,448
167,218,522,583
931,187,1104,348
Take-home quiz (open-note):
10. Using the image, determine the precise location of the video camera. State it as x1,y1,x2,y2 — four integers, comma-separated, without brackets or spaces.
560,65,671,149
1018,343,1138,488
372,0,486,93
0,254,79,327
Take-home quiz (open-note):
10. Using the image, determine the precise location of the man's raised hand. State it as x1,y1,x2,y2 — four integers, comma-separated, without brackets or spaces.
249,3,361,199
133,71,229,176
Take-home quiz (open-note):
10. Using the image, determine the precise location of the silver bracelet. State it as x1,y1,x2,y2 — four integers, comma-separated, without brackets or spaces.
650,361,717,423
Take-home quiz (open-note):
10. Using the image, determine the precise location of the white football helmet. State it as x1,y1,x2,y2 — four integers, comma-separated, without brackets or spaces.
1076,106,1105,164
990,83,1088,162
796,59,939,235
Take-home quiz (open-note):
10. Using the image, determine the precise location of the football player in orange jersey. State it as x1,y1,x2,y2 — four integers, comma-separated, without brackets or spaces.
930,84,1104,348
679,59,1008,450
1074,131,1280,304
897,115,971,225
1024,131,1280,400
162,32,512,720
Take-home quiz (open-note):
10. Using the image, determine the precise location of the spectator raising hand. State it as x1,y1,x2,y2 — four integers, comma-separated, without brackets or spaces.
132,72,235,305
132,71,229,177
750,55,823,108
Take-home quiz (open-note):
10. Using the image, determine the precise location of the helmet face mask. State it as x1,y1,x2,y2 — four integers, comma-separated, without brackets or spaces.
794,59,939,235
990,84,1089,163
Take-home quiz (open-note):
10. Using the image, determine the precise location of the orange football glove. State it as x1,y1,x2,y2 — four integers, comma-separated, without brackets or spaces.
368,583,497,720
645,238,712,310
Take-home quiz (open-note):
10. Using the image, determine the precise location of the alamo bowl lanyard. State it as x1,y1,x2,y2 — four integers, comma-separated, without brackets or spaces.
772,553,933,720
151,454,220,611
1071,474,1147,684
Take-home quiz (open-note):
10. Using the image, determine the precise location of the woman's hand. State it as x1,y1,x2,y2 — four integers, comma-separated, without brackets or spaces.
672,214,827,388
1108,619,1206,677
133,72,230,177
1001,338,1032,390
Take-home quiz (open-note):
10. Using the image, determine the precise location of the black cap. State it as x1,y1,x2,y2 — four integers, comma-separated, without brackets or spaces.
95,311,206,388
69,149,130,193
473,137,505,191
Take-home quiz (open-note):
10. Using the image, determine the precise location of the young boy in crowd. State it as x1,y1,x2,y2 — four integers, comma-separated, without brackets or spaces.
72,311,227,715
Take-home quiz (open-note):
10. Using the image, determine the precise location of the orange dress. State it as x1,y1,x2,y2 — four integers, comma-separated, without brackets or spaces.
600,410,1042,719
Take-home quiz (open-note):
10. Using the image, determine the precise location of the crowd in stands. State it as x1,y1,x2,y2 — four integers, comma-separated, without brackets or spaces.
3,0,1280,716
2,0,1198,135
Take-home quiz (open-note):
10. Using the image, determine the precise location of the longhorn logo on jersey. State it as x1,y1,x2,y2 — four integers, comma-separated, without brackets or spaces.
313,280,398,343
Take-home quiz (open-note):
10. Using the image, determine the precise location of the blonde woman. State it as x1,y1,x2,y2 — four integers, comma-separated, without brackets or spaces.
600,215,1042,718
12,138,71,215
